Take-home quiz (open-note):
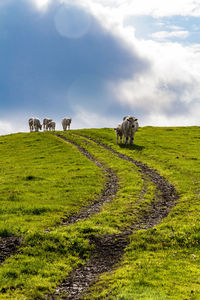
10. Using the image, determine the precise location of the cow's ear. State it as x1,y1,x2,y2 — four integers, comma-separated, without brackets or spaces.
135,119,138,121
114,128,117,130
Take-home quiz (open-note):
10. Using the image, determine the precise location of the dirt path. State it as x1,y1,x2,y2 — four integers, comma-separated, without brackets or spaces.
75,134,178,229
55,134,118,225
48,134,178,300
0,237,22,264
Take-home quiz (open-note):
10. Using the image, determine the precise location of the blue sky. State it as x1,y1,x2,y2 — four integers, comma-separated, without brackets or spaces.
0,0,200,134
125,15,200,44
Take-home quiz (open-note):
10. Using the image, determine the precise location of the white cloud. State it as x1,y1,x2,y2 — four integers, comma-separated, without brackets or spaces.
123,0,200,17
0,121,13,135
144,100,200,126
61,0,200,22
72,106,119,129
151,30,189,40
0,112,37,135
167,25,184,30
112,39,200,122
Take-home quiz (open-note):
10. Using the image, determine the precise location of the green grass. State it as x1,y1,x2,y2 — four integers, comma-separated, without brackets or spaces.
58,131,156,233
0,132,104,299
71,127,200,299
0,127,200,299
0,132,104,235
0,130,153,299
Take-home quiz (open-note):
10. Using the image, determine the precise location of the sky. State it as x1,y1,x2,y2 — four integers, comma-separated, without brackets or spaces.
0,0,200,134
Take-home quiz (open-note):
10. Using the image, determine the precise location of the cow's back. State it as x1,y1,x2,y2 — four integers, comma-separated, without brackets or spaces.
121,119,132,136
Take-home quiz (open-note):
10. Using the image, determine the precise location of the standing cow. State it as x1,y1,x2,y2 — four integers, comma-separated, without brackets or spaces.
114,124,123,144
47,121,56,131
62,118,72,130
120,116,139,145
43,118,52,131
28,118,34,132
29,118,42,132
33,118,42,132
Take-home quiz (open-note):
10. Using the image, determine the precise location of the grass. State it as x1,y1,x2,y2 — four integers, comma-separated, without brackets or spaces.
0,130,153,299
0,132,104,235
71,127,200,299
57,131,156,232
0,132,104,299
0,127,199,299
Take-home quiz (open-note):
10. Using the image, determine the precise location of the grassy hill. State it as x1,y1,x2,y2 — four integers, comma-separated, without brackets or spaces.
0,127,199,299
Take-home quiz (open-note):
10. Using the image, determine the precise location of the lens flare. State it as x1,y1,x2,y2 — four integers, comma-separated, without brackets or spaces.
54,5,91,39
33,0,50,10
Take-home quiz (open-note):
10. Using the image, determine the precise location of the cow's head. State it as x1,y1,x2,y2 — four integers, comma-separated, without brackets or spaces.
127,116,137,123
126,116,135,121
128,118,138,128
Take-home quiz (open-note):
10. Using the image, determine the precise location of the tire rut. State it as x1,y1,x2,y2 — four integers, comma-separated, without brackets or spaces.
48,133,178,300
55,134,118,225
75,134,178,229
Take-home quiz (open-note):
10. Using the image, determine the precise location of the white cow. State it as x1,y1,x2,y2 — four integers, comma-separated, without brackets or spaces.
114,124,123,144
62,118,72,130
47,121,56,131
29,118,42,132
43,118,52,131
28,118,34,132
33,118,42,132
120,116,139,145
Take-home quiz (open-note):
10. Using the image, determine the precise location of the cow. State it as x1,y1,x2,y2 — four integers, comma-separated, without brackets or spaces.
47,121,56,131
114,124,123,144
120,116,139,145
43,118,52,131
33,118,42,132
28,118,34,132
62,118,72,130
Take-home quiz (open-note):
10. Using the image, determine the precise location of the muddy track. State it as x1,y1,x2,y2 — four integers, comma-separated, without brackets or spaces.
74,134,178,229
55,134,118,225
0,237,22,264
48,133,179,300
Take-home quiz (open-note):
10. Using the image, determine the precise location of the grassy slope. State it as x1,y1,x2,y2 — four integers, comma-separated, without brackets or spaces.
0,131,154,299
0,132,104,299
71,127,200,300
0,132,104,234
58,132,156,233
0,127,199,299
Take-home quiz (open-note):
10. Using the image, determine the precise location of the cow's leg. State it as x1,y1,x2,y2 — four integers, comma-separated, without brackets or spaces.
130,137,134,145
125,136,128,144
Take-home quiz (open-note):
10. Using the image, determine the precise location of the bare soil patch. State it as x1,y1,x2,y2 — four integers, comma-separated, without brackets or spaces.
0,237,22,264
